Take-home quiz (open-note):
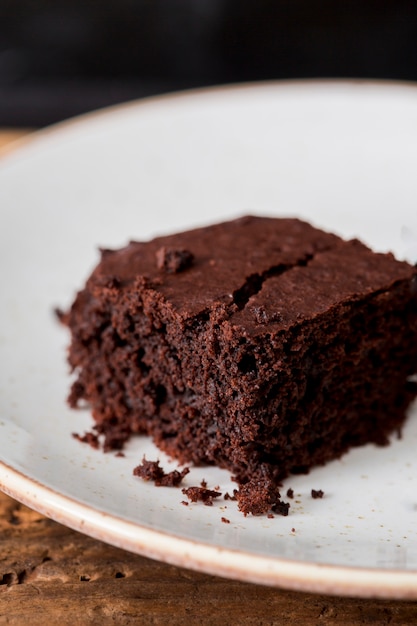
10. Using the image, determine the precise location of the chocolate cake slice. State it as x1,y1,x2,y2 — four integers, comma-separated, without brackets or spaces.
61,216,417,515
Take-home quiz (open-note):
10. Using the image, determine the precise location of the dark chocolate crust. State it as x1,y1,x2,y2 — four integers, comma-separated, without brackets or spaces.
62,216,417,515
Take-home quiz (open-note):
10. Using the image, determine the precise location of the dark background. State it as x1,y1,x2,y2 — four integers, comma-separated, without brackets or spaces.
1,0,417,128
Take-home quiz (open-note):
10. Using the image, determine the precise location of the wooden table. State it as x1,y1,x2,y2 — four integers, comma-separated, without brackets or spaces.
1,129,417,625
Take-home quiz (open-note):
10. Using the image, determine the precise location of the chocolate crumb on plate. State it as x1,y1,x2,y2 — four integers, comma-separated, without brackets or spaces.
272,500,290,516
311,489,324,499
236,476,289,516
72,431,100,449
133,457,189,487
182,486,222,506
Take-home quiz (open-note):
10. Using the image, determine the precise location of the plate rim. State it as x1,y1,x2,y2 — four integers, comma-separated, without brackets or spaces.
2,460,417,599
2,77,417,163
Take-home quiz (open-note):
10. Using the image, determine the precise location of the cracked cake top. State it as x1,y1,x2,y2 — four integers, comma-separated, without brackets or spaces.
86,216,414,332
87,216,340,319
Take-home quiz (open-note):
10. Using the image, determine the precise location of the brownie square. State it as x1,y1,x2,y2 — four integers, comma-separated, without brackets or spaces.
62,216,417,515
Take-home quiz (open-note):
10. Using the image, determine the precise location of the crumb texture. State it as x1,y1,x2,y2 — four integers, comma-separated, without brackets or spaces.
133,458,189,487
181,487,222,506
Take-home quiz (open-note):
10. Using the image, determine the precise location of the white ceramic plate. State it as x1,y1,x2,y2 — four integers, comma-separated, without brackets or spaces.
1,81,417,599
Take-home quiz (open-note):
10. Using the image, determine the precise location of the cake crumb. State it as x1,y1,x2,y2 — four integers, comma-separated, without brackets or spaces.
182,486,222,506
267,513,274,519
54,307,67,323
224,491,238,501
181,501,189,506
311,489,324,499
286,488,294,499
200,479,207,488
72,431,100,449
133,457,189,487
291,528,296,533
115,451,125,458
236,476,290,516
221,517,230,524
272,500,290,516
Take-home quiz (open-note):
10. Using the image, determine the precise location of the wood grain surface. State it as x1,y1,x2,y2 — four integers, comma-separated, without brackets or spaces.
1,129,417,625
0,130,32,152
1,491,417,625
